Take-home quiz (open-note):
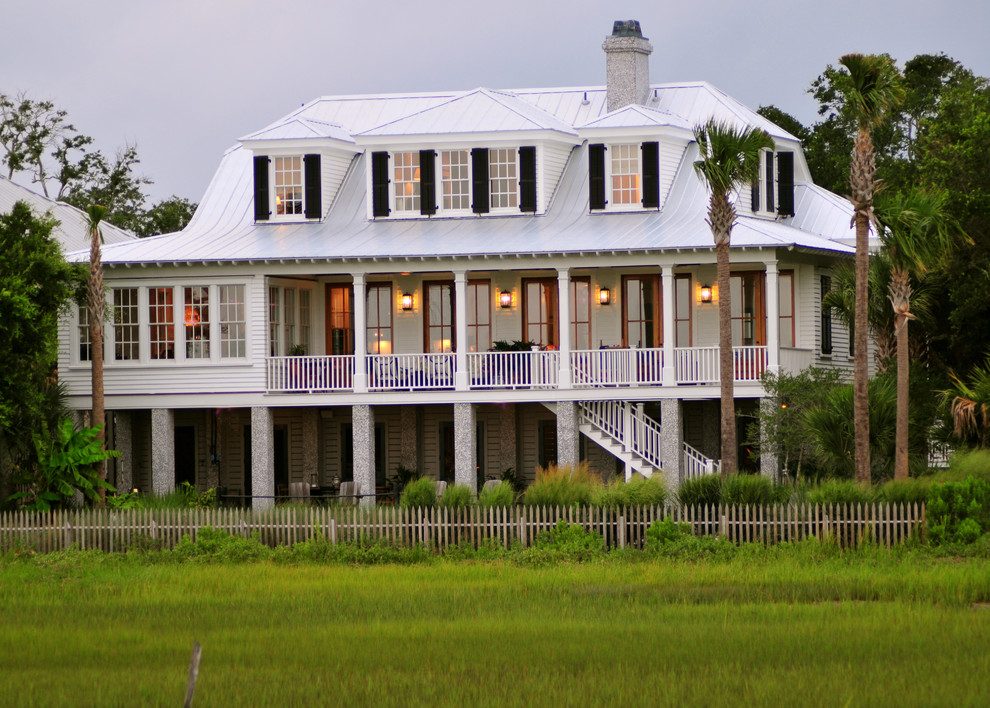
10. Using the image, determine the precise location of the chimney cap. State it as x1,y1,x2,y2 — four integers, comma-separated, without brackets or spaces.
611,20,644,38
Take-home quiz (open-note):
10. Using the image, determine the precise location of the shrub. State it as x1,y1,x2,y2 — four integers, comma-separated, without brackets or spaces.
592,476,668,508
173,527,270,562
478,481,516,507
390,465,421,495
676,475,722,506
877,479,930,505
644,517,737,560
439,484,472,509
720,474,786,505
942,449,990,483
926,476,990,545
524,463,595,507
802,479,875,506
399,477,437,508
515,520,604,564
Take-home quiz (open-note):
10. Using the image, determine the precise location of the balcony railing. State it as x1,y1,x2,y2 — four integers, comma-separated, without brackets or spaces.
265,346,770,394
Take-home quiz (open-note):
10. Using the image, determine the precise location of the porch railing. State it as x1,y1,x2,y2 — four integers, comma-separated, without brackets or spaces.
264,346,768,393
674,346,767,384
267,355,354,392
683,442,720,479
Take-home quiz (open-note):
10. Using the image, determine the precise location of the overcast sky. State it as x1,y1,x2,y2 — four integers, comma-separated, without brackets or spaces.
2,0,987,204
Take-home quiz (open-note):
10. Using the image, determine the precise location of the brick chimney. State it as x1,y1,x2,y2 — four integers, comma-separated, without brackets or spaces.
603,20,653,112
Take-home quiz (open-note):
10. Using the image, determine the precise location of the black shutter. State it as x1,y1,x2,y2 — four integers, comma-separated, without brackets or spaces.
750,179,760,213
777,151,794,216
641,141,660,209
588,143,606,210
419,149,436,216
764,151,775,213
304,154,322,219
371,152,390,217
519,146,537,212
820,274,833,355
471,148,489,214
253,155,269,221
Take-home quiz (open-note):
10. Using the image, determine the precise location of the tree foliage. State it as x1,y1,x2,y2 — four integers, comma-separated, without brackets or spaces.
0,201,84,482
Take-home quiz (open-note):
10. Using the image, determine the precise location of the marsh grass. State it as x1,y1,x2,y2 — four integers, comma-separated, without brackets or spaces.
0,554,988,707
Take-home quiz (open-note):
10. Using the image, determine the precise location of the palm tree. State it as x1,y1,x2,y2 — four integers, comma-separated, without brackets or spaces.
693,120,773,476
875,188,963,479
944,361,990,448
87,204,108,504
836,53,904,484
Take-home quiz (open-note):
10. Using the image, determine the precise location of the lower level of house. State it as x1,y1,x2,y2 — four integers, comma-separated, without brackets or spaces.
90,396,772,508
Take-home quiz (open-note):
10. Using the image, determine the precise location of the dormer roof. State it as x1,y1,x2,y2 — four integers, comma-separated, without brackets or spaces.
357,88,577,139
240,117,354,143
578,103,692,131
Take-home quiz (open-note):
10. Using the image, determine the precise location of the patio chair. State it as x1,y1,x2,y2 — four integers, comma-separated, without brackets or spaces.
338,481,360,505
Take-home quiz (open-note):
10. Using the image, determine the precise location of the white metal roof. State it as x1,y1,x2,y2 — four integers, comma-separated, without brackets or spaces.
578,104,693,131
93,140,853,266
0,176,136,253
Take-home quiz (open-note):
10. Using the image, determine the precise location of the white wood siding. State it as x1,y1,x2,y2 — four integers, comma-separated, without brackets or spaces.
659,139,688,211
321,151,357,216
540,143,575,213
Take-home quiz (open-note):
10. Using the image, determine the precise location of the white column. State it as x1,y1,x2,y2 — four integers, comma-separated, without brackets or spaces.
250,407,274,510
454,270,469,390
766,261,781,373
453,403,477,494
661,265,676,385
352,404,375,507
151,408,175,496
353,274,368,392
557,268,571,389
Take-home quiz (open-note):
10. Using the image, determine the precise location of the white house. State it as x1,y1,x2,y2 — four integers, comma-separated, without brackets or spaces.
58,21,854,506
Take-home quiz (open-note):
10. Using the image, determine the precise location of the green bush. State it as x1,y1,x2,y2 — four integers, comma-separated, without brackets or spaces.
478,481,516,507
926,476,990,545
677,475,722,506
644,517,737,560
877,479,931,505
942,449,990,483
173,527,271,562
721,474,789,505
591,476,668,508
515,520,604,565
440,484,472,509
283,535,432,565
801,479,875,506
399,477,437,508
524,463,595,507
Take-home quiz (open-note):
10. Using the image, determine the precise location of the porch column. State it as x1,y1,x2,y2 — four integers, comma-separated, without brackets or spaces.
353,274,368,393
660,398,683,491
759,397,780,481
302,408,319,486
453,403,477,494
556,400,580,469
557,268,572,389
661,265,676,385
113,411,133,493
454,270,469,390
150,408,175,497
352,404,375,507
250,407,274,510
766,262,781,373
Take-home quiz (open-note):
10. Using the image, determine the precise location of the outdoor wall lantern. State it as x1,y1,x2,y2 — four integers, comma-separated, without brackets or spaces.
598,287,611,305
700,284,713,304
401,292,414,311
499,290,513,309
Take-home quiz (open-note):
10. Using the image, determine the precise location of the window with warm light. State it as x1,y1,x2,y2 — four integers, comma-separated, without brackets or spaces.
589,142,659,211
393,152,421,213
273,156,304,216
425,282,453,353
184,286,210,359
366,283,393,354
149,287,175,360
467,280,491,352
113,288,139,361
610,144,640,206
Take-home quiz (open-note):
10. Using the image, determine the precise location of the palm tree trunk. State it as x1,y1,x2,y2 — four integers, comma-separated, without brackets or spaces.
716,236,737,476
851,128,874,484
890,266,912,480
88,227,106,504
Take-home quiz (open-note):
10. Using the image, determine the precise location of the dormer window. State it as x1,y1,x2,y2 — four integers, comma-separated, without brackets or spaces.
253,153,322,221
371,146,537,218
588,141,660,211
751,150,794,217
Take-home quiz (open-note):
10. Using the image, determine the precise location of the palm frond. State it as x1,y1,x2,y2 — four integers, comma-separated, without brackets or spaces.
838,54,905,131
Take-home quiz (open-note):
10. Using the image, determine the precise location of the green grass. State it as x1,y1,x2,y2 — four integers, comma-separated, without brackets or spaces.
1,549,988,707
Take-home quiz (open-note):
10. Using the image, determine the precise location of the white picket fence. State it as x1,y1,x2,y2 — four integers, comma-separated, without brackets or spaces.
0,503,925,554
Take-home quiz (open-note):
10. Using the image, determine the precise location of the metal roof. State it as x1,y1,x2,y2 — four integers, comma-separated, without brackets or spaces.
0,176,136,253
94,140,853,266
578,104,693,131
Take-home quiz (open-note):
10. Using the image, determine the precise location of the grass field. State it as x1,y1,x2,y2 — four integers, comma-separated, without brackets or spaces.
1,550,988,707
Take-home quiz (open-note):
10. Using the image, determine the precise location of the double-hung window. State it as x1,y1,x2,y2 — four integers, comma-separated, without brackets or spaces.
253,153,322,221
268,285,313,356
372,147,537,217
589,142,660,211
113,288,140,361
